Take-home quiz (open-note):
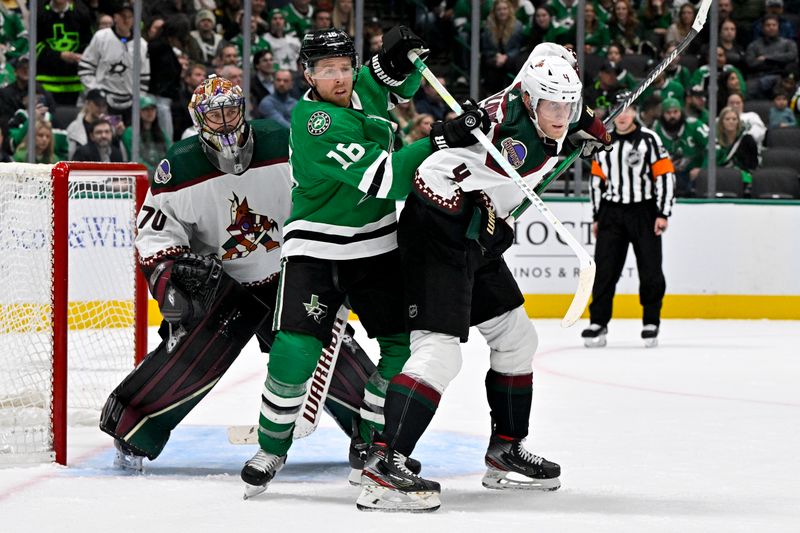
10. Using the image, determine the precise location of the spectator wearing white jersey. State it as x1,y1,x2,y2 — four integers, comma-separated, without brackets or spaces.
583,96,676,348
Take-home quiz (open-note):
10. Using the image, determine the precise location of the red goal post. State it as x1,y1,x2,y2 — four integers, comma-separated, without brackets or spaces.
0,161,149,465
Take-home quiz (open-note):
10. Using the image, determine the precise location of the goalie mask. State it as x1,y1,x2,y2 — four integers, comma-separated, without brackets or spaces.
189,75,253,175
520,56,582,148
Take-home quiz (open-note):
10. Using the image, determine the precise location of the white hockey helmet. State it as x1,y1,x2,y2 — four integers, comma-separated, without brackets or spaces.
520,55,582,136
189,75,253,175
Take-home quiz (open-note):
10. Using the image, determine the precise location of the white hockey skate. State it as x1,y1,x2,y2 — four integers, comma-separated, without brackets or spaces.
482,435,561,491
581,324,608,348
113,440,144,473
642,324,659,348
240,449,286,500
356,444,440,513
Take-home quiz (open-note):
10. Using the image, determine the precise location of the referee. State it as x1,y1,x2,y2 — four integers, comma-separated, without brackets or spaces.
582,95,676,348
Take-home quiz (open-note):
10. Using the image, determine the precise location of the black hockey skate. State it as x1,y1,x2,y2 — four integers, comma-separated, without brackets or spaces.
356,443,440,513
113,439,144,473
241,449,286,500
349,433,422,486
581,323,608,348
642,324,659,348
482,434,561,491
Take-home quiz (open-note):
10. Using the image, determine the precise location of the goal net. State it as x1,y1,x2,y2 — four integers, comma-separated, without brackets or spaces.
0,162,148,465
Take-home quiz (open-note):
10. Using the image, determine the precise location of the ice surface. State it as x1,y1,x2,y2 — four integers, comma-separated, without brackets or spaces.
1,319,798,532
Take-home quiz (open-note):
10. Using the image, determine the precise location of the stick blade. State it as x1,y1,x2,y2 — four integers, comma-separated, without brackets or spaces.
561,258,596,328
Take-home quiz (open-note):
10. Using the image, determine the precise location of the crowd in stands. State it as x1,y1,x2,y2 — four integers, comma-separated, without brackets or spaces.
1,0,799,197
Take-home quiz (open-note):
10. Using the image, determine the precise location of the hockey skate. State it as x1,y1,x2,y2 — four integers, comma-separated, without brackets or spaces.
356,443,440,513
482,435,561,491
581,324,608,348
113,439,144,473
348,433,422,486
642,324,659,348
240,449,286,500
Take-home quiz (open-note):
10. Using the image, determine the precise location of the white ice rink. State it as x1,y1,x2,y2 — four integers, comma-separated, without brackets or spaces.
2,319,799,532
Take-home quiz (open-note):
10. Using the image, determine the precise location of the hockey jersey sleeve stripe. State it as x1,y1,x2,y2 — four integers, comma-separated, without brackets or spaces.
651,157,675,177
359,151,388,197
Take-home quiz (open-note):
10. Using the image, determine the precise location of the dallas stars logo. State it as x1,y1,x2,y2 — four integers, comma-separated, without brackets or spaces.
303,294,328,323
109,60,128,76
220,193,280,260
307,111,331,136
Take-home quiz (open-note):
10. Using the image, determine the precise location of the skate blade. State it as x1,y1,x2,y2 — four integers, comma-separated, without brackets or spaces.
356,483,440,512
644,338,658,348
482,469,561,491
583,336,607,348
113,452,144,473
348,468,362,486
243,483,268,500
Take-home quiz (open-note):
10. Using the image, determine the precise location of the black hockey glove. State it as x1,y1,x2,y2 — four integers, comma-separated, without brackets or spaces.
430,99,491,151
148,253,223,326
465,195,514,259
370,25,428,87
567,106,612,157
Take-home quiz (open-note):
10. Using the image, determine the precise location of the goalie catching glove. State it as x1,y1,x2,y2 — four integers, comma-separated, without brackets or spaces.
465,194,514,259
148,253,223,327
430,99,491,151
370,25,428,87
567,106,612,157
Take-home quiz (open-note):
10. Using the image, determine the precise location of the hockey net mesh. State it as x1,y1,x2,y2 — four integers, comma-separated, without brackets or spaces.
0,163,141,463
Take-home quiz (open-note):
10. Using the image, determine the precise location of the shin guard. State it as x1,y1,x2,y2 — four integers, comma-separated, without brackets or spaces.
485,369,532,439
381,374,441,456
99,273,270,459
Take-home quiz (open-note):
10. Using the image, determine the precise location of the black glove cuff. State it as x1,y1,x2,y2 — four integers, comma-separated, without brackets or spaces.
370,54,405,87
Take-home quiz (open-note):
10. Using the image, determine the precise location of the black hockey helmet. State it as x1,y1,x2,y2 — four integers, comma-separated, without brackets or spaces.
300,29,360,71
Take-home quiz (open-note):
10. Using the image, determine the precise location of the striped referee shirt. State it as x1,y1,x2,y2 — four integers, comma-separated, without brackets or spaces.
590,125,676,219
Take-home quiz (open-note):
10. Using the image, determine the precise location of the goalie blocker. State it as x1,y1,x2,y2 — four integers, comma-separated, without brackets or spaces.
100,271,377,460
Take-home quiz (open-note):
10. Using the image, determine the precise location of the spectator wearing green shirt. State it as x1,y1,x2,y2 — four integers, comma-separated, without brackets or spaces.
122,96,172,179
0,3,28,60
13,120,62,164
653,97,709,196
609,0,643,54
282,0,314,37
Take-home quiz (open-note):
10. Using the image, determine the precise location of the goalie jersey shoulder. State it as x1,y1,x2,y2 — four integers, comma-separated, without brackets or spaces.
150,119,290,195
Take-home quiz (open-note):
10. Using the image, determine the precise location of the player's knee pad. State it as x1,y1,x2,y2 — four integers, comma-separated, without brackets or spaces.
402,330,462,394
476,306,538,375
267,330,325,385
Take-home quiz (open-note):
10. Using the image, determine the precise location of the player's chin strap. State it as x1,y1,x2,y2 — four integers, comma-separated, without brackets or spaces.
509,0,712,220
408,51,593,328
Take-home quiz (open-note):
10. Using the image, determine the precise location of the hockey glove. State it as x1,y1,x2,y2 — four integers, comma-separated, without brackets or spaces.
430,99,491,151
148,253,223,326
370,25,428,87
465,195,514,259
567,106,612,157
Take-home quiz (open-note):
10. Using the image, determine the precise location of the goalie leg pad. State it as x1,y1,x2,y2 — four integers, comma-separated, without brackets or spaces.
99,273,270,459
322,324,377,435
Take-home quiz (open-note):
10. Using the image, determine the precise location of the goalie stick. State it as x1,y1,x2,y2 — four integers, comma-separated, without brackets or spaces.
227,304,350,444
509,0,712,220
408,51,593,327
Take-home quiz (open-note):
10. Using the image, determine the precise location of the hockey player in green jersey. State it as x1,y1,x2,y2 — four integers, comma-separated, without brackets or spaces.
240,26,491,498
652,97,709,196
100,75,381,471
356,44,612,512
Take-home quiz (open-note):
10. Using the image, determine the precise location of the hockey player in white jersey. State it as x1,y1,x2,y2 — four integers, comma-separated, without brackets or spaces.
357,45,613,512
100,76,379,471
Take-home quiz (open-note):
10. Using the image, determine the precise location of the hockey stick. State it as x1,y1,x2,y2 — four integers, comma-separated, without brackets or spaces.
227,304,350,444
408,51,593,327
509,0,712,220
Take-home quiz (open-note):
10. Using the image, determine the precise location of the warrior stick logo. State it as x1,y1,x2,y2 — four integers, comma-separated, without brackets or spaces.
221,194,280,260
307,111,331,136
303,294,328,323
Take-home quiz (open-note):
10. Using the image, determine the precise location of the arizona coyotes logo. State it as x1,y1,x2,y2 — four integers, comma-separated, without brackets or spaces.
221,193,280,260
